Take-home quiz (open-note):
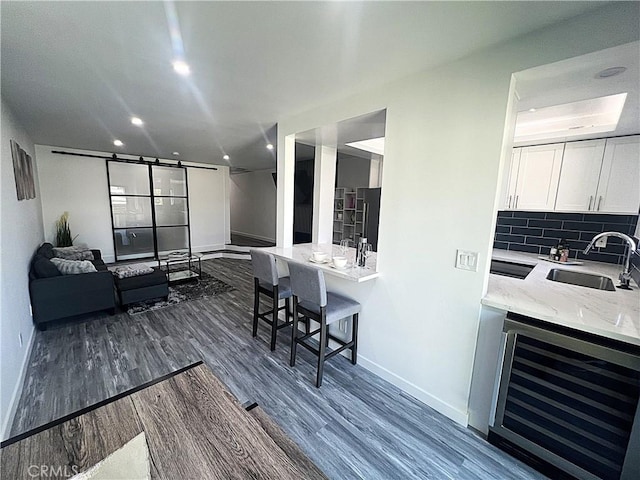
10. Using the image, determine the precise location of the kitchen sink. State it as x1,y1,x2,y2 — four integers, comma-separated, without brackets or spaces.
490,259,535,279
546,269,616,291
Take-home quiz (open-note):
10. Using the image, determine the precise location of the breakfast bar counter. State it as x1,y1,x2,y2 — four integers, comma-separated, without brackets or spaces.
260,243,380,283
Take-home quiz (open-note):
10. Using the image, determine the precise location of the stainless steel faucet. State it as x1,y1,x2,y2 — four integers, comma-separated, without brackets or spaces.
583,232,638,289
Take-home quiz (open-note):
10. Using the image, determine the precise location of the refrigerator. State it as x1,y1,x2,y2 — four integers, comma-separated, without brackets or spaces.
361,188,381,251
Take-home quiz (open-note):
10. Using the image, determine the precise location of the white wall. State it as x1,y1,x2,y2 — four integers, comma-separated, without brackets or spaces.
189,166,230,251
0,99,43,439
36,146,113,258
36,146,230,262
277,4,639,425
229,170,277,242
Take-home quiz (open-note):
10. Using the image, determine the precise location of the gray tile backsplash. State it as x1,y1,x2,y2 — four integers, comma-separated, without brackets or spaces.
494,211,639,265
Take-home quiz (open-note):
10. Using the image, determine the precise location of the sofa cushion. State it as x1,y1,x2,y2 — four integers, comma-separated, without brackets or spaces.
36,243,55,260
53,246,94,261
33,255,62,278
114,268,167,290
111,263,154,279
51,258,98,275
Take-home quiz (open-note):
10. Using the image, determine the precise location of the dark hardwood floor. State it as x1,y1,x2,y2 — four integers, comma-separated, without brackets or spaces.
10,258,546,479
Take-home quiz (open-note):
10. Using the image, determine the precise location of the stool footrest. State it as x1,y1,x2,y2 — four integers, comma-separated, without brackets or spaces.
324,342,354,360
297,328,321,342
295,329,351,347
257,312,292,327
295,337,355,360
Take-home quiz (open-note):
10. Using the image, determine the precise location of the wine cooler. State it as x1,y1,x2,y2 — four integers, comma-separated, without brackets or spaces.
489,314,640,480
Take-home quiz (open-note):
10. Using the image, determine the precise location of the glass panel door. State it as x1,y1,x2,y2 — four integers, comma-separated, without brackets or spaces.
152,166,190,257
107,161,191,261
108,163,154,260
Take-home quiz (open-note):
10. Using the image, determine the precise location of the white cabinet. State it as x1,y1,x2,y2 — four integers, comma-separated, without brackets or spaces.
554,140,606,212
596,136,640,214
504,136,639,214
504,148,521,209
512,144,564,211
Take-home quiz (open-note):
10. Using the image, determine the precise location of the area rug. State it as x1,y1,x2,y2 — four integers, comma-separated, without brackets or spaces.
127,271,235,315
71,432,150,480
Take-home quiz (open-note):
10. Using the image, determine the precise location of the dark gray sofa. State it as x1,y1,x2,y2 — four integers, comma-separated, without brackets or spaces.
29,243,115,330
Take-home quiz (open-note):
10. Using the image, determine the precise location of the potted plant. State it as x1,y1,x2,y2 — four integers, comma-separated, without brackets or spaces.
55,211,77,247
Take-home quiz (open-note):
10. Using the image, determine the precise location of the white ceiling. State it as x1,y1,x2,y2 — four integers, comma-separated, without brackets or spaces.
1,1,611,170
514,41,640,145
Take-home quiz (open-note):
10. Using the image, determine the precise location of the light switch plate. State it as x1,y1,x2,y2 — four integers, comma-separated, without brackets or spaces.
456,250,479,272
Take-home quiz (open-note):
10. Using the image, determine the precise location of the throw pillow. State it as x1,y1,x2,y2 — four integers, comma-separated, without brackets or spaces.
111,264,154,279
36,243,55,259
51,258,98,275
53,246,94,261
33,256,62,278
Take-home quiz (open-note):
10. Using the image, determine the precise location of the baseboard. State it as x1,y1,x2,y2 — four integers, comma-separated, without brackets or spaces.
200,251,250,261
192,244,227,253
1,326,36,441
357,355,469,427
230,230,275,243
223,245,251,253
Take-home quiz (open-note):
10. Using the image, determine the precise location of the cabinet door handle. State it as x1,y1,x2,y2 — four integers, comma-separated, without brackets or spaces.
597,196,603,211
507,195,512,209
588,196,593,211
515,195,519,209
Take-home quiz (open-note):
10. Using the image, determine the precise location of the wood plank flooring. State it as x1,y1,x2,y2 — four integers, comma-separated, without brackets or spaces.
10,258,547,479
3,363,325,479
3,395,144,479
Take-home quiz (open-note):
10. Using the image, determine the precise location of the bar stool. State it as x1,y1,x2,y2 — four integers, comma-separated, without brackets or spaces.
250,250,293,351
288,261,360,387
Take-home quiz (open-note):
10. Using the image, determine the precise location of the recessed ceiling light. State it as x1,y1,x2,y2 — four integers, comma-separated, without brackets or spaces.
345,137,385,156
266,143,274,150
130,116,143,126
528,108,536,112
172,60,191,76
172,151,180,156
223,154,230,161
113,139,124,147
596,66,627,79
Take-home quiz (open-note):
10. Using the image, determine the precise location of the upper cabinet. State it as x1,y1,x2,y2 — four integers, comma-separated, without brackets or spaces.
504,135,639,214
596,136,640,214
554,140,606,212
505,144,564,211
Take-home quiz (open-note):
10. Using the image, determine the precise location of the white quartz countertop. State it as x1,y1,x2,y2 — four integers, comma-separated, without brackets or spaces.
483,249,640,346
260,243,380,283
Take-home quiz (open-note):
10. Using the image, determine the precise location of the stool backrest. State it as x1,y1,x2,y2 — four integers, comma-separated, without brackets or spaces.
288,261,327,307
250,250,279,286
